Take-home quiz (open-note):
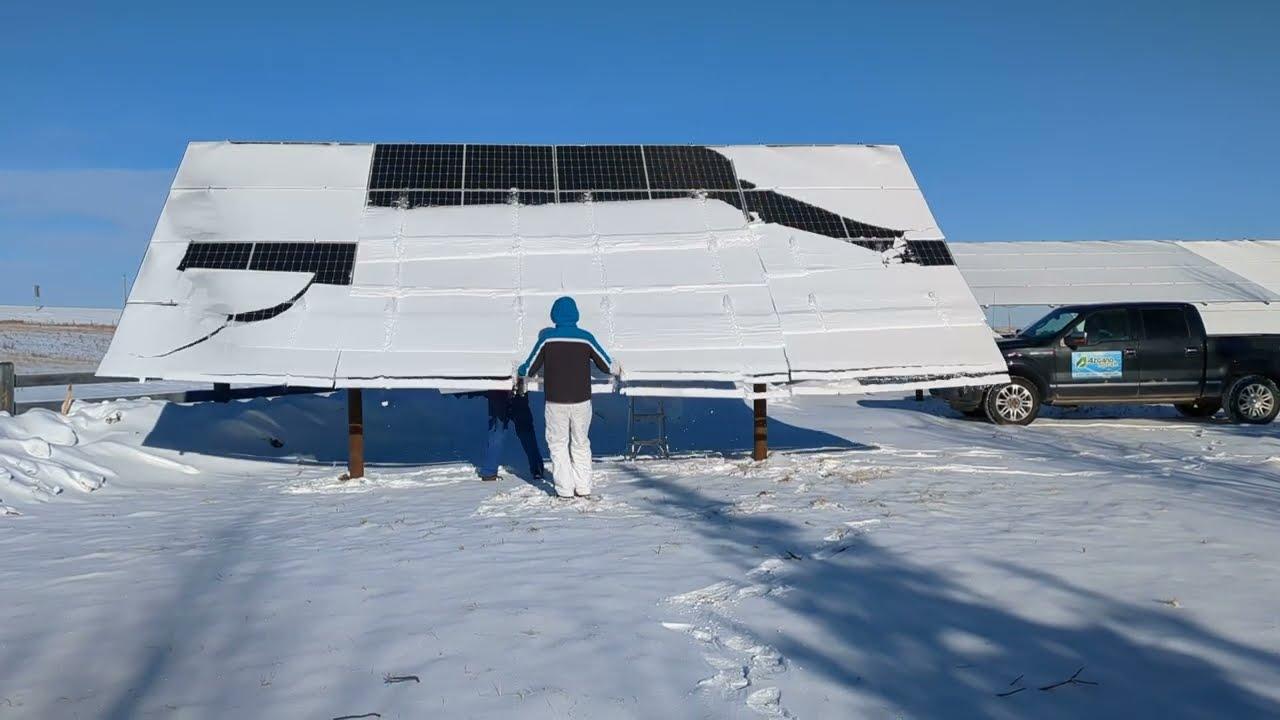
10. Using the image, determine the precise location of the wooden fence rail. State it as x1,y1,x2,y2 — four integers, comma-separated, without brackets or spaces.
0,361,320,415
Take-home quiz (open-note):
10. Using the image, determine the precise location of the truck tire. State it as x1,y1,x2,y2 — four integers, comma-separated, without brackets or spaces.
1174,399,1221,418
984,377,1041,426
1225,375,1279,425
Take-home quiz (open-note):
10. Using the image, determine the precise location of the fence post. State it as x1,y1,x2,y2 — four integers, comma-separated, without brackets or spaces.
752,383,768,462
346,388,365,479
0,362,14,416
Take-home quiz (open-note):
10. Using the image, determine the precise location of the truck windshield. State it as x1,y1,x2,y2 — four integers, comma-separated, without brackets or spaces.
1019,309,1081,341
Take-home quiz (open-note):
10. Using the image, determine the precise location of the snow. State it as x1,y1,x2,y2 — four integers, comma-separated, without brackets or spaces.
2,390,1278,718
0,305,121,326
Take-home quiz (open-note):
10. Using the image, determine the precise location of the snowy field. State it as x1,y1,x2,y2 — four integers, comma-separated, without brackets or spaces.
1,389,1278,719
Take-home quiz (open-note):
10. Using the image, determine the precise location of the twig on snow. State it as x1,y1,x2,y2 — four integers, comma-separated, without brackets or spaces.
332,714,381,720
996,672,1027,697
1039,666,1097,691
996,687,1026,698
384,674,420,684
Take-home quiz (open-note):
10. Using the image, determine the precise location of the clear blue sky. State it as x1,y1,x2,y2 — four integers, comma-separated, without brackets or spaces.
2,0,1277,307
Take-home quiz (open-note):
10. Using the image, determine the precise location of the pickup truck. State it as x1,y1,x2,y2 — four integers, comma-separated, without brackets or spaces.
936,302,1280,425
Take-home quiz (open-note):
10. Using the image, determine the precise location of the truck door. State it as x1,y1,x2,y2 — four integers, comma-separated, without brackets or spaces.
1138,306,1204,400
1053,308,1140,401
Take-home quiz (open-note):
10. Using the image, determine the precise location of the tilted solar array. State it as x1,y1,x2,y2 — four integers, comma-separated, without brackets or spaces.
99,142,1008,397
951,240,1280,335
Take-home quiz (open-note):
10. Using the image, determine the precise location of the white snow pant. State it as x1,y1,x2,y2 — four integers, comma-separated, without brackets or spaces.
544,400,594,497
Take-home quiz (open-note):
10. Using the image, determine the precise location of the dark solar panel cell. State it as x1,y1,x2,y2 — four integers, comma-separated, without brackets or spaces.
464,145,554,190
643,146,738,190
249,242,357,285
844,218,904,240
464,190,557,206
649,190,698,200
367,190,462,208
905,239,956,266
556,146,647,190
558,191,650,203
742,191,848,239
231,299,298,323
368,144,464,190
178,242,253,271
849,239,896,252
706,190,746,211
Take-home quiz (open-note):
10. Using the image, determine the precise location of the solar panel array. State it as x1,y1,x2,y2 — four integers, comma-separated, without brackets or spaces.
179,242,357,285
362,144,927,256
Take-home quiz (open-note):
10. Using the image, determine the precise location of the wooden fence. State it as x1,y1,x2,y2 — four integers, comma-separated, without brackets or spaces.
0,361,318,415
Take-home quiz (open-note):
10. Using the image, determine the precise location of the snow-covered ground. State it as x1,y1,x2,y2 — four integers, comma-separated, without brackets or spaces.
1,390,1278,719
0,305,121,326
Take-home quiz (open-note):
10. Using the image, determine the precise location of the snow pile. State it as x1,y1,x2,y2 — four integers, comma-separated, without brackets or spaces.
0,409,106,510
0,402,200,514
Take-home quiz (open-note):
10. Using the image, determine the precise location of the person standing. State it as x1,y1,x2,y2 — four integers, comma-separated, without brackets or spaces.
477,390,545,482
517,296,614,498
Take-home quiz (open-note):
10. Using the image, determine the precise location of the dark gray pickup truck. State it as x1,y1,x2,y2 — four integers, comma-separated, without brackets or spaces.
935,302,1280,425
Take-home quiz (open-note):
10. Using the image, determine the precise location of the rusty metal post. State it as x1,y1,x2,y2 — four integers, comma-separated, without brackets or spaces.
0,362,15,416
752,383,768,462
346,388,365,479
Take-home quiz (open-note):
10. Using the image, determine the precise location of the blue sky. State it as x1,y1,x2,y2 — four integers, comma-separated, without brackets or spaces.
1,0,1277,307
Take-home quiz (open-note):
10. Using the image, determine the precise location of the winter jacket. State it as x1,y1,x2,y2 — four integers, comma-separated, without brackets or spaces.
518,297,612,404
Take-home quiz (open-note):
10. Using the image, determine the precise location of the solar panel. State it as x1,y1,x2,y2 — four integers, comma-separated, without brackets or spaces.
905,240,956,266
463,145,555,190
368,144,463,190
643,145,738,190
561,191,651,203
368,190,462,208
556,145,647,191
248,242,357,285
464,190,556,206
742,190,850,239
178,242,253,271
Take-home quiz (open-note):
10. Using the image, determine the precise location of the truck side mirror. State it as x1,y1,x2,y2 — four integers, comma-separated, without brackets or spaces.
1064,332,1088,349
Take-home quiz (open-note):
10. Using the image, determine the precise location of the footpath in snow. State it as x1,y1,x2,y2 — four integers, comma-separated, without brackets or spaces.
1,391,1278,719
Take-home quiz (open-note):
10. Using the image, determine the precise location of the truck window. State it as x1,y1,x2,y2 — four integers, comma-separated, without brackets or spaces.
1073,309,1131,343
1141,308,1190,341
1019,309,1081,340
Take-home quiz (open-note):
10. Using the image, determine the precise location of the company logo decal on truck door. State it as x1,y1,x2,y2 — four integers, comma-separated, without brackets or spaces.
1072,351,1123,379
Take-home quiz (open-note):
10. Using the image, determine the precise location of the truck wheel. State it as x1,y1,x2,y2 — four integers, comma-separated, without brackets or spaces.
1225,375,1279,424
984,378,1041,426
1174,400,1221,418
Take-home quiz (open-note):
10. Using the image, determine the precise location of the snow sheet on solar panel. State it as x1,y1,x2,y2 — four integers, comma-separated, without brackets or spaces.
99,142,1007,395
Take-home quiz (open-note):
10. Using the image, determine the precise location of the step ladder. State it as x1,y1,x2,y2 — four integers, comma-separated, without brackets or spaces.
626,396,670,459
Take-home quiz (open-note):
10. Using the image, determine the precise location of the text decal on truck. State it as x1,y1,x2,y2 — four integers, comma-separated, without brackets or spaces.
1072,351,1123,379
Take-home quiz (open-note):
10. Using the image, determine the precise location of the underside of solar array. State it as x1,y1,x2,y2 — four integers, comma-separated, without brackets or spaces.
99,142,1009,397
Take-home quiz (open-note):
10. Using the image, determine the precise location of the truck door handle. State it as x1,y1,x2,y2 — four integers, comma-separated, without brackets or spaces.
1123,348,1137,358
1184,347,1200,356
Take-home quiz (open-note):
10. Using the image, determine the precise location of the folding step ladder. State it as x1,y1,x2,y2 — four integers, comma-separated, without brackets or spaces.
626,396,670,459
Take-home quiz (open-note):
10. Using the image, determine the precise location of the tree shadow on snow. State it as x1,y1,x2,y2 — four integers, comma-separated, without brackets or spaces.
140,391,865,476
616,464,1280,719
